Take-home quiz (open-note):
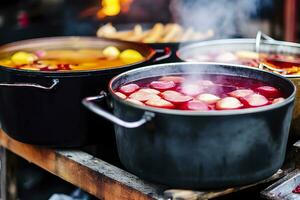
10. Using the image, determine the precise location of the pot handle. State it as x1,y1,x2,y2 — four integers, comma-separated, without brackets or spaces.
255,31,276,53
0,79,59,90
153,47,172,62
82,91,155,128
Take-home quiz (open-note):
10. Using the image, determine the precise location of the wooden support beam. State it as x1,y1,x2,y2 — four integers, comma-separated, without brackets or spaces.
0,147,7,200
284,0,297,42
0,148,17,200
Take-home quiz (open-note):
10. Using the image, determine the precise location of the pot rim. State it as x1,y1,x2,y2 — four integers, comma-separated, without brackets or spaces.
0,36,156,76
109,62,296,116
177,38,300,79
177,38,300,53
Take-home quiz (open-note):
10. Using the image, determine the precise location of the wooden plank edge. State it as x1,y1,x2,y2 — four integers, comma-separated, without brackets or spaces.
164,169,285,200
0,130,164,200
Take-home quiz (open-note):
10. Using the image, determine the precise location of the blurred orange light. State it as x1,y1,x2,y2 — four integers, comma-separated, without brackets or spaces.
97,0,133,18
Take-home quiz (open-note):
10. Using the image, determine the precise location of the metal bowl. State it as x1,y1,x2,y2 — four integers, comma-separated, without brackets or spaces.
177,38,300,137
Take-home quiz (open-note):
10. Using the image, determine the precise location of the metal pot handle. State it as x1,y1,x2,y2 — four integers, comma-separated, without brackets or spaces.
82,91,155,128
153,47,172,62
255,31,276,53
0,79,59,90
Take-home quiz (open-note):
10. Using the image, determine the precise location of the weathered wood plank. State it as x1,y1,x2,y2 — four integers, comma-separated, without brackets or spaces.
0,129,290,200
284,0,297,42
0,130,164,200
0,148,17,200
164,169,285,200
0,147,6,200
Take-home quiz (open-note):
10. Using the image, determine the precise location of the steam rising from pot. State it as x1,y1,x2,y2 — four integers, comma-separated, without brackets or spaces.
171,0,272,87
171,0,272,39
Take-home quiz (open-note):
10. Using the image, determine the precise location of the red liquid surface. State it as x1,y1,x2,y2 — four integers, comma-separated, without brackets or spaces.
189,51,300,75
293,184,300,194
114,74,286,111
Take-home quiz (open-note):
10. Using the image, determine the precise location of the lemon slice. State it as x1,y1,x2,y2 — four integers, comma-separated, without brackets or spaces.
120,49,144,64
11,51,37,65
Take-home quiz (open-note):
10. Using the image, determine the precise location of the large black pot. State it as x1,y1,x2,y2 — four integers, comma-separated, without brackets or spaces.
83,63,296,189
0,37,170,147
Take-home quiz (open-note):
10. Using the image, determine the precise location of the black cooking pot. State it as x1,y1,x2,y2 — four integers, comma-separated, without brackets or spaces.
83,63,295,189
0,37,171,147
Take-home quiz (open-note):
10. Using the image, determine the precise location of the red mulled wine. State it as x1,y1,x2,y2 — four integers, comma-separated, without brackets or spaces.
114,74,285,111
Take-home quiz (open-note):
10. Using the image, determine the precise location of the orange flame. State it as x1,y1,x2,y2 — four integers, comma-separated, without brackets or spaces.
97,0,133,19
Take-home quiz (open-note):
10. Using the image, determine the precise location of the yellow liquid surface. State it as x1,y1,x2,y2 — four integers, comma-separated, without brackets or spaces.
0,47,145,71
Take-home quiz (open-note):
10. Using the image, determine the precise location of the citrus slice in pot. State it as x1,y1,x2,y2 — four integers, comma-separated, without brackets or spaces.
161,90,193,105
129,90,161,102
196,93,221,104
150,81,176,91
145,98,175,109
119,84,140,95
181,100,210,111
241,94,269,107
216,97,243,110
255,86,280,98
228,89,254,98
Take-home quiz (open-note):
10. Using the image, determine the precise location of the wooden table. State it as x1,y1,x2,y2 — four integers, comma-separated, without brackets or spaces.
0,129,292,200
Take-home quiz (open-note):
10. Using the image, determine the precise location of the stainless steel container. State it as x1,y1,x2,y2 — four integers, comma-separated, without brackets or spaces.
177,38,300,137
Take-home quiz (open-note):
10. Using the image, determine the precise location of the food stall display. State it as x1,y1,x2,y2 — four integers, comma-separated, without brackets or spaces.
97,23,214,43
0,0,299,199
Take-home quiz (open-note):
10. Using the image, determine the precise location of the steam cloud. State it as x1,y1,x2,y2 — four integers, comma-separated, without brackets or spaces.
170,0,273,38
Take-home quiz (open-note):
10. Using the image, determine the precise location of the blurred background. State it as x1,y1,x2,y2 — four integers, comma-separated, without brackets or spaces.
0,0,298,44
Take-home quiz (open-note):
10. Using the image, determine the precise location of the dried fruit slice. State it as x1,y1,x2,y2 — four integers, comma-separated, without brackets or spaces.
181,83,203,96
196,93,220,104
241,94,269,107
129,90,161,102
150,81,176,91
139,88,160,95
182,100,210,111
159,76,185,83
115,92,126,99
216,97,243,110
272,97,285,104
145,98,175,109
119,83,140,95
126,98,144,106
228,89,254,98
161,90,182,97
198,80,214,86
255,86,280,98
161,90,192,104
